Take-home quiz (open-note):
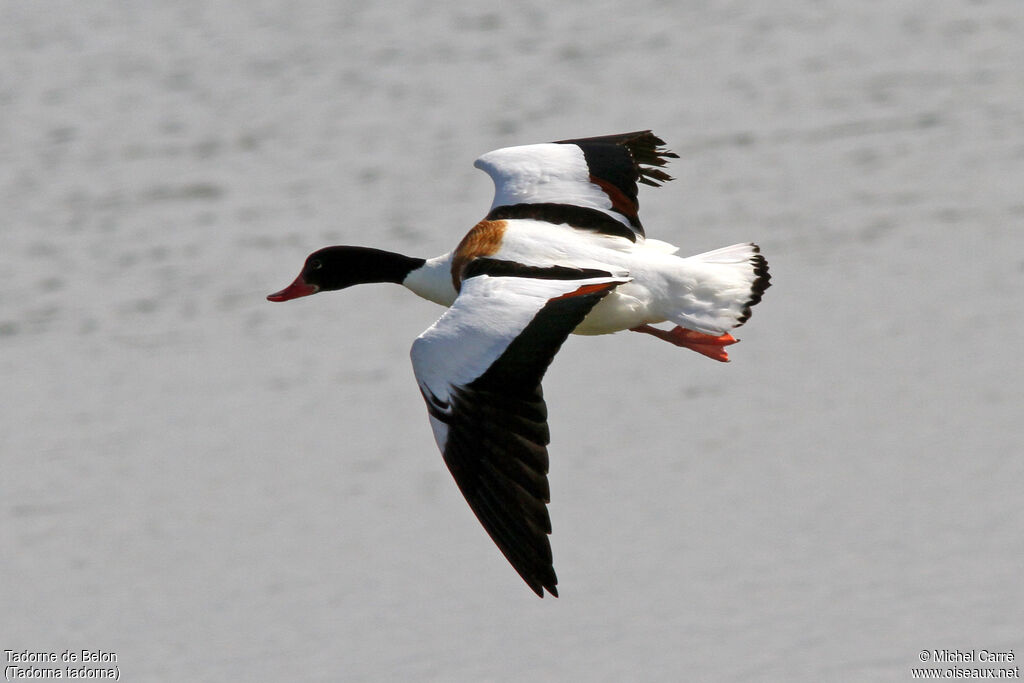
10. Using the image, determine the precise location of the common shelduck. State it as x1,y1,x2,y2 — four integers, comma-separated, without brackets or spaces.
268,131,770,597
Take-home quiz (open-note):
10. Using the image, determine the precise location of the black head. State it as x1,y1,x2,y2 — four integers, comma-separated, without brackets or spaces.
267,246,425,302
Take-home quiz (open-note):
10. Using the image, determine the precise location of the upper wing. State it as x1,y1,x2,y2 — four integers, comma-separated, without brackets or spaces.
410,268,629,597
473,130,678,242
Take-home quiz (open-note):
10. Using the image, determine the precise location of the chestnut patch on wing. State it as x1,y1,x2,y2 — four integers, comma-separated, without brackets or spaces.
589,175,640,227
451,219,507,291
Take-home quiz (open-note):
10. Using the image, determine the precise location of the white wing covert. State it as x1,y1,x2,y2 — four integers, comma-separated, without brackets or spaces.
473,130,677,243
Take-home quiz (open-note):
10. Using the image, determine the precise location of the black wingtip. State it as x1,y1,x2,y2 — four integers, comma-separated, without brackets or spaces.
613,130,679,187
527,578,558,598
624,130,680,162
554,130,678,187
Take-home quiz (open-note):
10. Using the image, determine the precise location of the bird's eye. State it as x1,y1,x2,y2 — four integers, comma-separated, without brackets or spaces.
309,259,323,270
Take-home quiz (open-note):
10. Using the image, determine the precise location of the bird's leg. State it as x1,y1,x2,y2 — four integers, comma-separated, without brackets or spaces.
629,324,737,362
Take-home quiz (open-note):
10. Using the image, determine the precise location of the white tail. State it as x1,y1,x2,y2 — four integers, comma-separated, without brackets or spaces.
668,243,771,335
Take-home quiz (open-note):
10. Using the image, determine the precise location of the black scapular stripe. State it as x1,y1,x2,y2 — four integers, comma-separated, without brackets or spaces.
486,202,639,242
462,257,615,282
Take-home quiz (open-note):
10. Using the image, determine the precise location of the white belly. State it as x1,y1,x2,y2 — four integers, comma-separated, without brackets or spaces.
572,285,663,335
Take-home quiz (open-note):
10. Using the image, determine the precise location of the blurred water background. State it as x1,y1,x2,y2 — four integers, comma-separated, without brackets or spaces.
2,2,1022,681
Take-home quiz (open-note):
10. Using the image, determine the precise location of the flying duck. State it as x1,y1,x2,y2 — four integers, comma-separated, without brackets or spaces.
268,131,771,597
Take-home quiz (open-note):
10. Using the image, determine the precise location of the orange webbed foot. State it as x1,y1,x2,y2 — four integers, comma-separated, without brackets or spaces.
629,325,738,362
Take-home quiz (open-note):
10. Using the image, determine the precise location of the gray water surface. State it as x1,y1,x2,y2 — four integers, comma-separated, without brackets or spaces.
2,2,1022,681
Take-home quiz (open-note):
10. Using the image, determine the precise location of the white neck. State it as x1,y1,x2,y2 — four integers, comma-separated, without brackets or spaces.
402,253,457,307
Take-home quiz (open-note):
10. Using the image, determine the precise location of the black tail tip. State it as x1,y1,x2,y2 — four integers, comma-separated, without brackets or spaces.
737,244,771,325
